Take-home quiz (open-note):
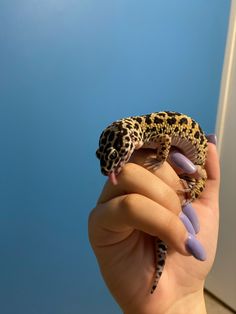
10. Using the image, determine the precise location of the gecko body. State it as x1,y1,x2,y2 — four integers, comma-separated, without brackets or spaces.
96,111,208,293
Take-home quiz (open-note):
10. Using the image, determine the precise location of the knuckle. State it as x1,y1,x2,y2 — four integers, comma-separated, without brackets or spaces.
88,208,97,228
165,213,181,235
119,162,138,179
121,194,139,218
121,193,136,209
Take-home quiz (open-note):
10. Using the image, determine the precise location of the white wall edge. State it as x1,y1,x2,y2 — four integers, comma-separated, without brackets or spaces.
216,0,236,156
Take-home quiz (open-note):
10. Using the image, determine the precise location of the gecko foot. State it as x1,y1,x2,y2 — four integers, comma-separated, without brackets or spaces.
144,157,163,171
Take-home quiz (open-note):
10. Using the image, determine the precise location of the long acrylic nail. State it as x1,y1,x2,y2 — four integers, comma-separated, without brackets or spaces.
179,212,196,235
170,150,196,174
182,203,200,233
206,134,217,145
185,233,206,261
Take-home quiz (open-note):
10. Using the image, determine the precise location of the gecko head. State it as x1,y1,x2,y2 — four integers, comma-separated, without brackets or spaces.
96,122,135,184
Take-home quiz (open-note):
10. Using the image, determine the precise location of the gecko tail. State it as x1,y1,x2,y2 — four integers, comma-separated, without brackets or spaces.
150,239,168,294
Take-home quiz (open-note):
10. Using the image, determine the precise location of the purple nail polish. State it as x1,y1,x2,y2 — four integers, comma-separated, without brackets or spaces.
179,212,196,235
182,203,200,233
170,151,196,174
206,134,217,145
185,233,206,261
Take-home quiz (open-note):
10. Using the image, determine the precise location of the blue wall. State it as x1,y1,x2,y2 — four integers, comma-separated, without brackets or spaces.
0,1,230,313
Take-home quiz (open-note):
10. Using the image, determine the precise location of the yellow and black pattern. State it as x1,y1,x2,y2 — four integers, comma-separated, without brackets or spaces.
96,111,208,201
96,111,208,294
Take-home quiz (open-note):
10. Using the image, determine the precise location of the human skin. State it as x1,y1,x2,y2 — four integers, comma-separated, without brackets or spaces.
88,143,220,314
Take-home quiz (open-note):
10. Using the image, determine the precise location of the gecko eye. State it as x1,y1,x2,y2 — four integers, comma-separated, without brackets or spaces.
109,149,118,160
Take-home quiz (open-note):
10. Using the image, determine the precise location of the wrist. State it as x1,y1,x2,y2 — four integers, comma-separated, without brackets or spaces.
123,287,207,314
166,288,207,314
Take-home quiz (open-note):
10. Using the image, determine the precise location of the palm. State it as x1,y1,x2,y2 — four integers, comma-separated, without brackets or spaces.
89,143,220,313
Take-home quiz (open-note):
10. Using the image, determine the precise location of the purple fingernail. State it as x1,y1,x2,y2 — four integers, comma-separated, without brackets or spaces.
182,203,200,233
185,233,206,261
179,212,196,235
206,134,217,145
170,150,196,174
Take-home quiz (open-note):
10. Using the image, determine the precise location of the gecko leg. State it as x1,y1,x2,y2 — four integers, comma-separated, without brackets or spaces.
176,163,207,203
178,175,207,204
150,239,167,294
144,135,172,170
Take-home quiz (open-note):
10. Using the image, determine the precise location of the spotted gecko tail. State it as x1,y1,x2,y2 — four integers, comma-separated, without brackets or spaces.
150,239,168,294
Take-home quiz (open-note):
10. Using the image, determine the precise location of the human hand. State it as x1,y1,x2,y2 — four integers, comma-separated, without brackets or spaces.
88,139,220,314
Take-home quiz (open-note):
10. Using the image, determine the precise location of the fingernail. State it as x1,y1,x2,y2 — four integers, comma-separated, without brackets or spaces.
170,150,196,174
206,134,217,145
179,212,196,235
185,233,206,261
182,203,200,233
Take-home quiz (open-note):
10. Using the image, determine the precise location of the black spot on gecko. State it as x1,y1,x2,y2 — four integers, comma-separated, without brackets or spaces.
191,120,196,128
158,243,166,251
167,117,177,125
194,131,200,139
154,117,164,124
134,117,143,124
145,115,152,125
166,111,181,116
107,161,113,170
158,259,165,266
100,137,107,145
113,137,122,150
108,131,115,142
179,117,188,125
103,130,110,138
96,150,101,158
100,157,106,167
200,135,205,144
121,128,128,136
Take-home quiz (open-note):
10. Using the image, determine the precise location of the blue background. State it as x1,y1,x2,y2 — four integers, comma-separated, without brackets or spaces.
0,1,230,313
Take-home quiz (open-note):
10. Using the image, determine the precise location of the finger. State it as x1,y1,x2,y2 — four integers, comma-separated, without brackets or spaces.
90,193,206,260
98,162,183,215
205,142,220,182
179,211,196,235
182,203,200,233
200,142,220,204
129,149,187,195
168,149,197,175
